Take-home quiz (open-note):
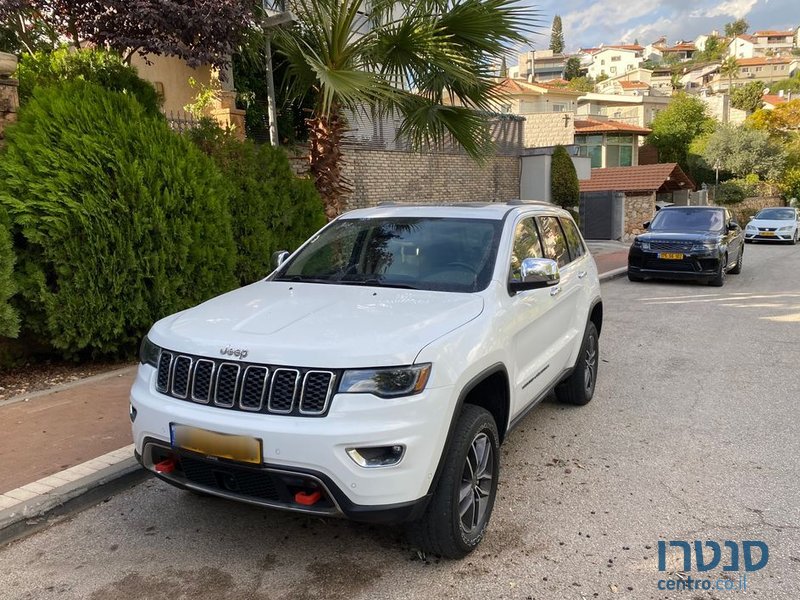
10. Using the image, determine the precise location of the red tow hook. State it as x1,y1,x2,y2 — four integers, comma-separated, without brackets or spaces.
154,457,176,474
294,490,322,506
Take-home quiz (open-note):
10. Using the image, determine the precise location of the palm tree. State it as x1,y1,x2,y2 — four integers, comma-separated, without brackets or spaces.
719,57,740,93
275,0,537,219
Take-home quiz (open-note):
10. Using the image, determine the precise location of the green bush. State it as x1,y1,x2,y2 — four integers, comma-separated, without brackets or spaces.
0,206,19,338
16,48,161,115
780,167,800,202
715,179,754,205
187,121,325,285
550,145,580,221
0,81,237,358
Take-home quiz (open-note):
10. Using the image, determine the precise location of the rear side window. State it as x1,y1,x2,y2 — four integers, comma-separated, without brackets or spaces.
560,218,586,261
537,216,570,268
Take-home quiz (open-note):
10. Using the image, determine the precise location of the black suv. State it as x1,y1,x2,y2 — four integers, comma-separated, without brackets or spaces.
627,206,744,287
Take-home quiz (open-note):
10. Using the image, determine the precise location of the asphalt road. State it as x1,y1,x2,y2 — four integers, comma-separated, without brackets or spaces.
2,241,799,600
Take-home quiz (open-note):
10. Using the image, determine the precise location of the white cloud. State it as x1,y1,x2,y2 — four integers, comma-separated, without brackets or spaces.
689,0,759,19
618,17,680,44
561,0,662,39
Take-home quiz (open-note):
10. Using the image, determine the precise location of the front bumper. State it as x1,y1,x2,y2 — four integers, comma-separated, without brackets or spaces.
745,230,794,242
130,365,454,522
628,247,721,280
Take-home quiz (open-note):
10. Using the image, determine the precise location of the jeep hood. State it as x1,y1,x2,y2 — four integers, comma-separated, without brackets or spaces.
149,281,484,368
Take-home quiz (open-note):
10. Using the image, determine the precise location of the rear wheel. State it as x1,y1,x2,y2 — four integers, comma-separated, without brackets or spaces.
556,322,599,406
407,405,499,559
730,246,743,274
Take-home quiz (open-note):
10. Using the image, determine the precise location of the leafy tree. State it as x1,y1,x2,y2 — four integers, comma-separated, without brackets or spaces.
567,75,594,92
550,15,564,54
275,0,538,219
595,72,609,83
747,99,800,136
719,56,740,92
0,1,254,68
768,75,800,94
724,19,749,38
550,145,579,218
701,123,786,181
731,80,766,113
780,168,800,201
699,35,725,61
16,48,161,114
564,57,581,80
670,73,684,92
647,93,714,174
0,0,57,54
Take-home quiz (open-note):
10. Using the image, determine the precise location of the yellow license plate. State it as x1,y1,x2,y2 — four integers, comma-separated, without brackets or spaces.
170,425,262,464
658,252,684,260
760,231,775,237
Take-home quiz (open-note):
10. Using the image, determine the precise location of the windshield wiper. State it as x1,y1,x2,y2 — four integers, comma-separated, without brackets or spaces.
273,275,334,284
337,277,419,290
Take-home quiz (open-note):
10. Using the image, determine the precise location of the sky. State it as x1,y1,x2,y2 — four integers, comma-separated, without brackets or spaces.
521,0,798,51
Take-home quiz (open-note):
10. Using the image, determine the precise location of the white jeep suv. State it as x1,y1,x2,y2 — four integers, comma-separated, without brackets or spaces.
130,202,603,558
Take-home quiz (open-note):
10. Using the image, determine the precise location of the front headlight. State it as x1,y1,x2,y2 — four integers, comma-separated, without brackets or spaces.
746,224,756,231
339,364,432,398
139,336,162,368
692,241,718,251
778,226,792,231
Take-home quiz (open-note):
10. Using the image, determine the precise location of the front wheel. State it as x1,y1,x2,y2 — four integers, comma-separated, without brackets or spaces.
791,230,798,246
627,271,644,282
407,405,499,559
709,255,727,287
556,322,599,405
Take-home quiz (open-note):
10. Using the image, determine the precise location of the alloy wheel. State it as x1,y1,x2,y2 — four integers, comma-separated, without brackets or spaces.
459,433,494,535
584,333,598,393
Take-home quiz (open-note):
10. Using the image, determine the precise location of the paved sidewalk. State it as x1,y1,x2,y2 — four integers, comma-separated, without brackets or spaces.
0,244,629,538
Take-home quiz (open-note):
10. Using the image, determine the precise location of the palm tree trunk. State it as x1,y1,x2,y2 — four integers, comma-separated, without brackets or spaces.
307,107,352,220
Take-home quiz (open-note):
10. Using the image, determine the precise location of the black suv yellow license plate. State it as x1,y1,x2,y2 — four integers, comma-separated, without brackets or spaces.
170,424,262,464
658,252,684,260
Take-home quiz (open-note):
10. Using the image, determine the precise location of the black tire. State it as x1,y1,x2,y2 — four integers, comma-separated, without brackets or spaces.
730,246,743,275
791,230,798,245
744,239,752,244
555,322,599,406
407,405,499,559
627,271,644,282
709,254,727,287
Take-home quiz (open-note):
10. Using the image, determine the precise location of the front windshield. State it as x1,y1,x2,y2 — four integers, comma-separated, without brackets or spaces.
273,217,503,292
649,208,724,232
755,208,795,220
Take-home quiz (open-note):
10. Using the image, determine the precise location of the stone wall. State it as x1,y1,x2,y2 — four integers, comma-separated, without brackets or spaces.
523,112,575,149
625,193,656,236
727,196,784,224
291,147,520,210
0,78,19,143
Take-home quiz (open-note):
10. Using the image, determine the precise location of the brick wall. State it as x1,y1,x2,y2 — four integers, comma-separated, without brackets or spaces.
291,147,520,210
625,193,656,236
0,78,19,143
523,112,575,149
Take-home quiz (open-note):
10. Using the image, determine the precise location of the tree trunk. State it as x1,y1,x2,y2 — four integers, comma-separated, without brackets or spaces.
306,108,352,221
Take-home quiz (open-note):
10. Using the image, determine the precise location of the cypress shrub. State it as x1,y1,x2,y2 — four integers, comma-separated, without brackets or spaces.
16,48,161,115
0,206,19,338
551,145,580,219
187,121,326,285
0,81,237,358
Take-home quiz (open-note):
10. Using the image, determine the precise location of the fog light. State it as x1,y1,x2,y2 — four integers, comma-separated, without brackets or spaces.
346,445,405,468
129,403,137,423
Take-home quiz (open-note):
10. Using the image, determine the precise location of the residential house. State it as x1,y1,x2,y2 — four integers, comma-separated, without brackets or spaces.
574,119,651,168
728,31,796,58
587,47,644,80
694,31,721,52
597,67,673,96
661,42,696,62
762,91,795,109
728,35,756,59
510,49,569,81
708,57,798,92
679,62,722,92
596,79,653,96
577,92,671,127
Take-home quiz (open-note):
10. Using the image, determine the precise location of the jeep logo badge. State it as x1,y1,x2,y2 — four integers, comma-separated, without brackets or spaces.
220,346,249,359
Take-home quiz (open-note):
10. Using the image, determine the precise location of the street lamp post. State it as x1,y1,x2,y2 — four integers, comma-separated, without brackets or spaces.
262,1,296,146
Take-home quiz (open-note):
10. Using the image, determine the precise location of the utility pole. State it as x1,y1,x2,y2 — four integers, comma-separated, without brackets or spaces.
262,1,296,146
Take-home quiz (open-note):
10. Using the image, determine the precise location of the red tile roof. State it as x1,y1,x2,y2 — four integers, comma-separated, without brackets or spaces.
619,81,651,89
736,56,792,66
762,94,788,106
574,118,652,135
752,30,794,37
493,78,582,95
733,34,756,43
663,42,696,52
579,163,695,193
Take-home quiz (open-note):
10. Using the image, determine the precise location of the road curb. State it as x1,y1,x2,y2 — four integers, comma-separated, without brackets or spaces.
0,446,143,545
599,266,627,282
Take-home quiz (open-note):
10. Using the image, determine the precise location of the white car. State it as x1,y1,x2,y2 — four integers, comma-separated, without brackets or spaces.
130,202,603,558
745,207,799,244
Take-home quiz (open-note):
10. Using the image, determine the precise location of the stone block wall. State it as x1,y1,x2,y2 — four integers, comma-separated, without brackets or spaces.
625,192,656,236
0,78,19,143
727,196,784,224
523,112,575,149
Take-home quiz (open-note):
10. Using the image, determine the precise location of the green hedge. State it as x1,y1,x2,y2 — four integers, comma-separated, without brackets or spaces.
187,121,325,285
550,145,580,221
0,81,237,358
0,206,19,338
16,48,161,115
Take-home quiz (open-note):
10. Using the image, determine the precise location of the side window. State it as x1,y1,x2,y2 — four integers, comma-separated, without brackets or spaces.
509,218,544,281
560,218,586,261
537,216,570,268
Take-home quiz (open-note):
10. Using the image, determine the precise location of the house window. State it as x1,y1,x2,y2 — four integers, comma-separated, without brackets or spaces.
611,55,621,62
552,103,567,112
605,133,634,167
575,134,603,168
610,66,617,74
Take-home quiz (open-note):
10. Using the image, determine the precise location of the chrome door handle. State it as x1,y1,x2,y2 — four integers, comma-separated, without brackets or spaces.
577,271,587,279
550,286,561,296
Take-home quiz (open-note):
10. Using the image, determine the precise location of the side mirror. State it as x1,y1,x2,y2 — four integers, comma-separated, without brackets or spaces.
509,258,560,294
727,221,739,231
643,221,651,229
272,250,290,270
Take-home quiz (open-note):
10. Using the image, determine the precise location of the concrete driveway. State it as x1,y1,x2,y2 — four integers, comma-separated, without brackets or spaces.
1,242,799,600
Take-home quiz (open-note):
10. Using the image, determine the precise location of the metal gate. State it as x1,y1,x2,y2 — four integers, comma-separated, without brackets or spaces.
579,191,625,240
